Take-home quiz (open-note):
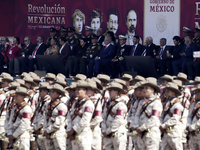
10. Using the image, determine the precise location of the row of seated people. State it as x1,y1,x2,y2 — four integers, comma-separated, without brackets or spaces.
0,26,200,79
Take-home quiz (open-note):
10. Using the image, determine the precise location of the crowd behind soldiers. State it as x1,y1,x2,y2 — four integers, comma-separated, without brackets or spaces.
0,71,200,150
1,26,200,79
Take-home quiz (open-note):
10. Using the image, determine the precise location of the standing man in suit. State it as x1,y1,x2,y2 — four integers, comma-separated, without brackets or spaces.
166,36,184,75
21,35,47,73
88,36,116,77
142,36,158,58
97,28,105,46
107,35,130,78
58,37,71,65
173,36,198,75
130,35,143,56
154,38,172,76
15,36,35,75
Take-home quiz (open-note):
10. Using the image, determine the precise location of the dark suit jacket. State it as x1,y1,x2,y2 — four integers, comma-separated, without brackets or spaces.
145,43,158,58
18,43,35,57
130,43,144,56
172,44,183,60
98,44,116,60
59,43,71,63
156,45,172,60
182,43,198,61
98,35,105,46
32,43,47,56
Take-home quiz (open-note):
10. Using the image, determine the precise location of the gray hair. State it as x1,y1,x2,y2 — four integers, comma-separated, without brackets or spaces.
25,36,31,41
97,28,103,32
160,38,167,44
2,37,9,42
105,36,112,42
146,36,153,42
184,36,192,41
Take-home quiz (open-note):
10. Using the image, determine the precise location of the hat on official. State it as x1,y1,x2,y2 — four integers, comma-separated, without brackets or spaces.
91,34,98,39
70,74,87,81
91,77,103,90
15,79,28,89
161,82,181,96
2,74,13,82
8,82,20,90
142,77,160,93
113,78,127,90
35,82,50,90
67,27,75,33
16,72,29,79
65,82,77,90
85,26,93,31
119,35,127,40
194,28,200,33
48,83,65,96
106,82,125,94
50,27,57,32
131,75,145,83
183,27,191,33
120,73,133,81
86,79,101,93
97,74,110,83
14,86,30,97
158,74,173,82
23,76,37,86
176,72,189,83
60,26,67,32
44,73,56,81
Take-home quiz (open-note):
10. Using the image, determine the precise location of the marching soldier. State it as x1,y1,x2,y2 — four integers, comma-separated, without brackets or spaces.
46,27,57,48
120,74,135,98
160,82,183,150
67,80,94,149
187,85,200,149
102,82,127,150
43,84,67,150
7,86,32,149
86,79,103,150
32,82,51,150
43,73,56,85
80,34,101,75
136,78,162,150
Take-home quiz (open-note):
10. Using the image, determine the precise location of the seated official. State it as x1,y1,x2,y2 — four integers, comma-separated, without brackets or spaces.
172,36,198,75
129,35,144,56
97,28,105,46
154,38,172,77
88,36,116,77
0,37,11,74
21,35,47,73
8,37,21,76
73,38,88,75
58,37,71,65
46,27,57,48
142,36,158,57
106,35,130,78
80,34,101,76
44,38,59,55
165,36,183,75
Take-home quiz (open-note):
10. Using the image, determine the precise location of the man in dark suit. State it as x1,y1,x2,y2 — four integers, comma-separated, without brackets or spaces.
88,36,116,77
21,35,47,73
142,36,158,58
130,35,143,56
14,36,35,75
173,36,198,75
165,36,183,75
154,38,172,76
58,37,71,64
107,35,130,78
80,34,101,76
97,28,105,46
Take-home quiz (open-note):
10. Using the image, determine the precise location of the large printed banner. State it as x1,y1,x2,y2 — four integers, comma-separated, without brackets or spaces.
14,0,200,45
144,0,180,45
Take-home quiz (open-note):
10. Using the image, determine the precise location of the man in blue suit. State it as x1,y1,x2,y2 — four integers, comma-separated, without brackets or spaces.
88,36,116,77
172,36,198,75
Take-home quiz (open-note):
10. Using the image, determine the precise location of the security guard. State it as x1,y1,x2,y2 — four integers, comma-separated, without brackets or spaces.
107,35,130,78
80,34,101,76
59,26,67,39
193,28,200,49
46,27,57,47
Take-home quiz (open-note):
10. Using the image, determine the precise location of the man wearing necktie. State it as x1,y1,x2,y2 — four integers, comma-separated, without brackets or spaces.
88,36,115,77
130,35,144,56
154,38,172,77
21,36,47,73
172,36,198,76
